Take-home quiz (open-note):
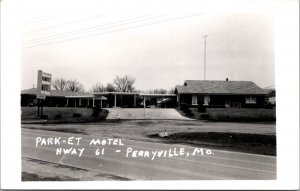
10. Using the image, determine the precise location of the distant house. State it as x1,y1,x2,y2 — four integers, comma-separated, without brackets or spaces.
174,79,268,108
21,88,106,108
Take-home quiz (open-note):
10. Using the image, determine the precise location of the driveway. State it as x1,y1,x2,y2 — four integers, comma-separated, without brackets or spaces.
106,108,193,120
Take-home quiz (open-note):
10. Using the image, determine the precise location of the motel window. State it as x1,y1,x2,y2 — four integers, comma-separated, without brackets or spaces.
192,95,198,105
225,102,241,108
42,76,51,82
204,96,210,105
42,85,50,92
245,96,256,104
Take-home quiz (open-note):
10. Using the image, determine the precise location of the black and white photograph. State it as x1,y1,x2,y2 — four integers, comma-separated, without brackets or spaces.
1,0,299,190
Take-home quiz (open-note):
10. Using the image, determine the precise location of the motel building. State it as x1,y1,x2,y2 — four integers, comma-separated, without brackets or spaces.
174,79,268,108
21,88,107,108
21,79,268,109
21,88,177,108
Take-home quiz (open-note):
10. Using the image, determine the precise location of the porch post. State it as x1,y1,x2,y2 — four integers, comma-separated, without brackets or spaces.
75,99,77,108
88,99,90,107
79,98,81,107
114,94,117,107
101,99,103,108
143,96,146,108
66,98,68,107
134,95,136,107
93,97,95,107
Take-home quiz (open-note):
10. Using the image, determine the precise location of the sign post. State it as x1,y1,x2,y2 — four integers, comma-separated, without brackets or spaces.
36,70,52,118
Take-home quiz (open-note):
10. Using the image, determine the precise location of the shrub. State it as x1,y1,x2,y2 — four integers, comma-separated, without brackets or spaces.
180,103,188,111
183,108,193,115
186,112,194,116
184,109,191,114
200,113,209,119
73,113,82,118
54,114,62,119
206,108,276,122
264,103,274,109
41,115,48,119
198,105,206,113
91,107,102,117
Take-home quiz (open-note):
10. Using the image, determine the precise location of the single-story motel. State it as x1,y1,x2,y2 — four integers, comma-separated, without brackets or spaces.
21,79,270,109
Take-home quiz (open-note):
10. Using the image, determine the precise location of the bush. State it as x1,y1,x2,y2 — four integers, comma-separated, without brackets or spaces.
185,112,194,116
264,103,274,109
184,109,191,114
198,105,206,113
91,107,102,117
180,103,188,111
73,113,82,118
200,113,209,119
54,114,62,119
206,108,276,122
41,115,48,119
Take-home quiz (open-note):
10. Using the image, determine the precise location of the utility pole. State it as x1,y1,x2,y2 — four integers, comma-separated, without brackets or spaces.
203,35,208,80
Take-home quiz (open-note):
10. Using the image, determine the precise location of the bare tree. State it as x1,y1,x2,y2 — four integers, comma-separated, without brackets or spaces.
65,80,84,92
106,83,116,92
168,88,175,94
146,88,167,94
52,78,67,91
91,82,106,92
113,75,135,92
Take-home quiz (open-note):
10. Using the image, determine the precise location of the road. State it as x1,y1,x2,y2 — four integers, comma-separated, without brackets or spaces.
106,108,193,120
22,128,276,180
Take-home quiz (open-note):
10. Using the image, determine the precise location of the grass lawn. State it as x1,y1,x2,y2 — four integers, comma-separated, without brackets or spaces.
184,108,276,122
206,108,276,122
148,131,276,156
22,172,79,181
21,107,108,123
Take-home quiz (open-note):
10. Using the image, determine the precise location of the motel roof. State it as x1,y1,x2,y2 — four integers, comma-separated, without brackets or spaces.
175,80,268,95
93,92,140,95
21,88,106,99
140,94,176,97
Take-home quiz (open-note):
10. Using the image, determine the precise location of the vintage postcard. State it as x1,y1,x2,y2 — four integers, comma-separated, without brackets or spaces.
1,0,299,190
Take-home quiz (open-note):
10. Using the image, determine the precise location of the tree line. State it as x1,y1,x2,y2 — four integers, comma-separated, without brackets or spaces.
51,74,174,94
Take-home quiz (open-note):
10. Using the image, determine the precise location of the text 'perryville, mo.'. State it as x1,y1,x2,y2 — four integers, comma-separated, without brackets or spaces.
35,136,215,160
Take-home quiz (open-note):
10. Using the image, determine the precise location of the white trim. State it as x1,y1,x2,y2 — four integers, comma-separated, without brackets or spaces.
245,96,257,104
192,95,198,105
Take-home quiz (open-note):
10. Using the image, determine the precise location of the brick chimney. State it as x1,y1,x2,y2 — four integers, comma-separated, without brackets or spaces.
226,78,228,81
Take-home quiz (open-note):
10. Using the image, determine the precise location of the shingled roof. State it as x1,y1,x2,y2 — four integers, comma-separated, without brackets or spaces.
175,80,267,95
21,88,93,97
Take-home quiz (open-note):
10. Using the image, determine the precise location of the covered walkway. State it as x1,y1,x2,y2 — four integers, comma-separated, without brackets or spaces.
139,94,177,108
65,95,107,108
93,92,139,108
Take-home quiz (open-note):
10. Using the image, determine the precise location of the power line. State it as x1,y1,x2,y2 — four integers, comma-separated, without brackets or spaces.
23,15,54,23
24,13,161,43
24,13,173,44
23,14,105,33
24,12,204,48
23,15,61,25
22,12,204,49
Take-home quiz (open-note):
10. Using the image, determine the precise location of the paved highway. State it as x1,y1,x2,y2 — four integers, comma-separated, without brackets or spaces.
22,128,276,180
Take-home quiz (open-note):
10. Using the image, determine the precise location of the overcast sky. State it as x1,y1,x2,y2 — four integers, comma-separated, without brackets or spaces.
21,0,275,92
